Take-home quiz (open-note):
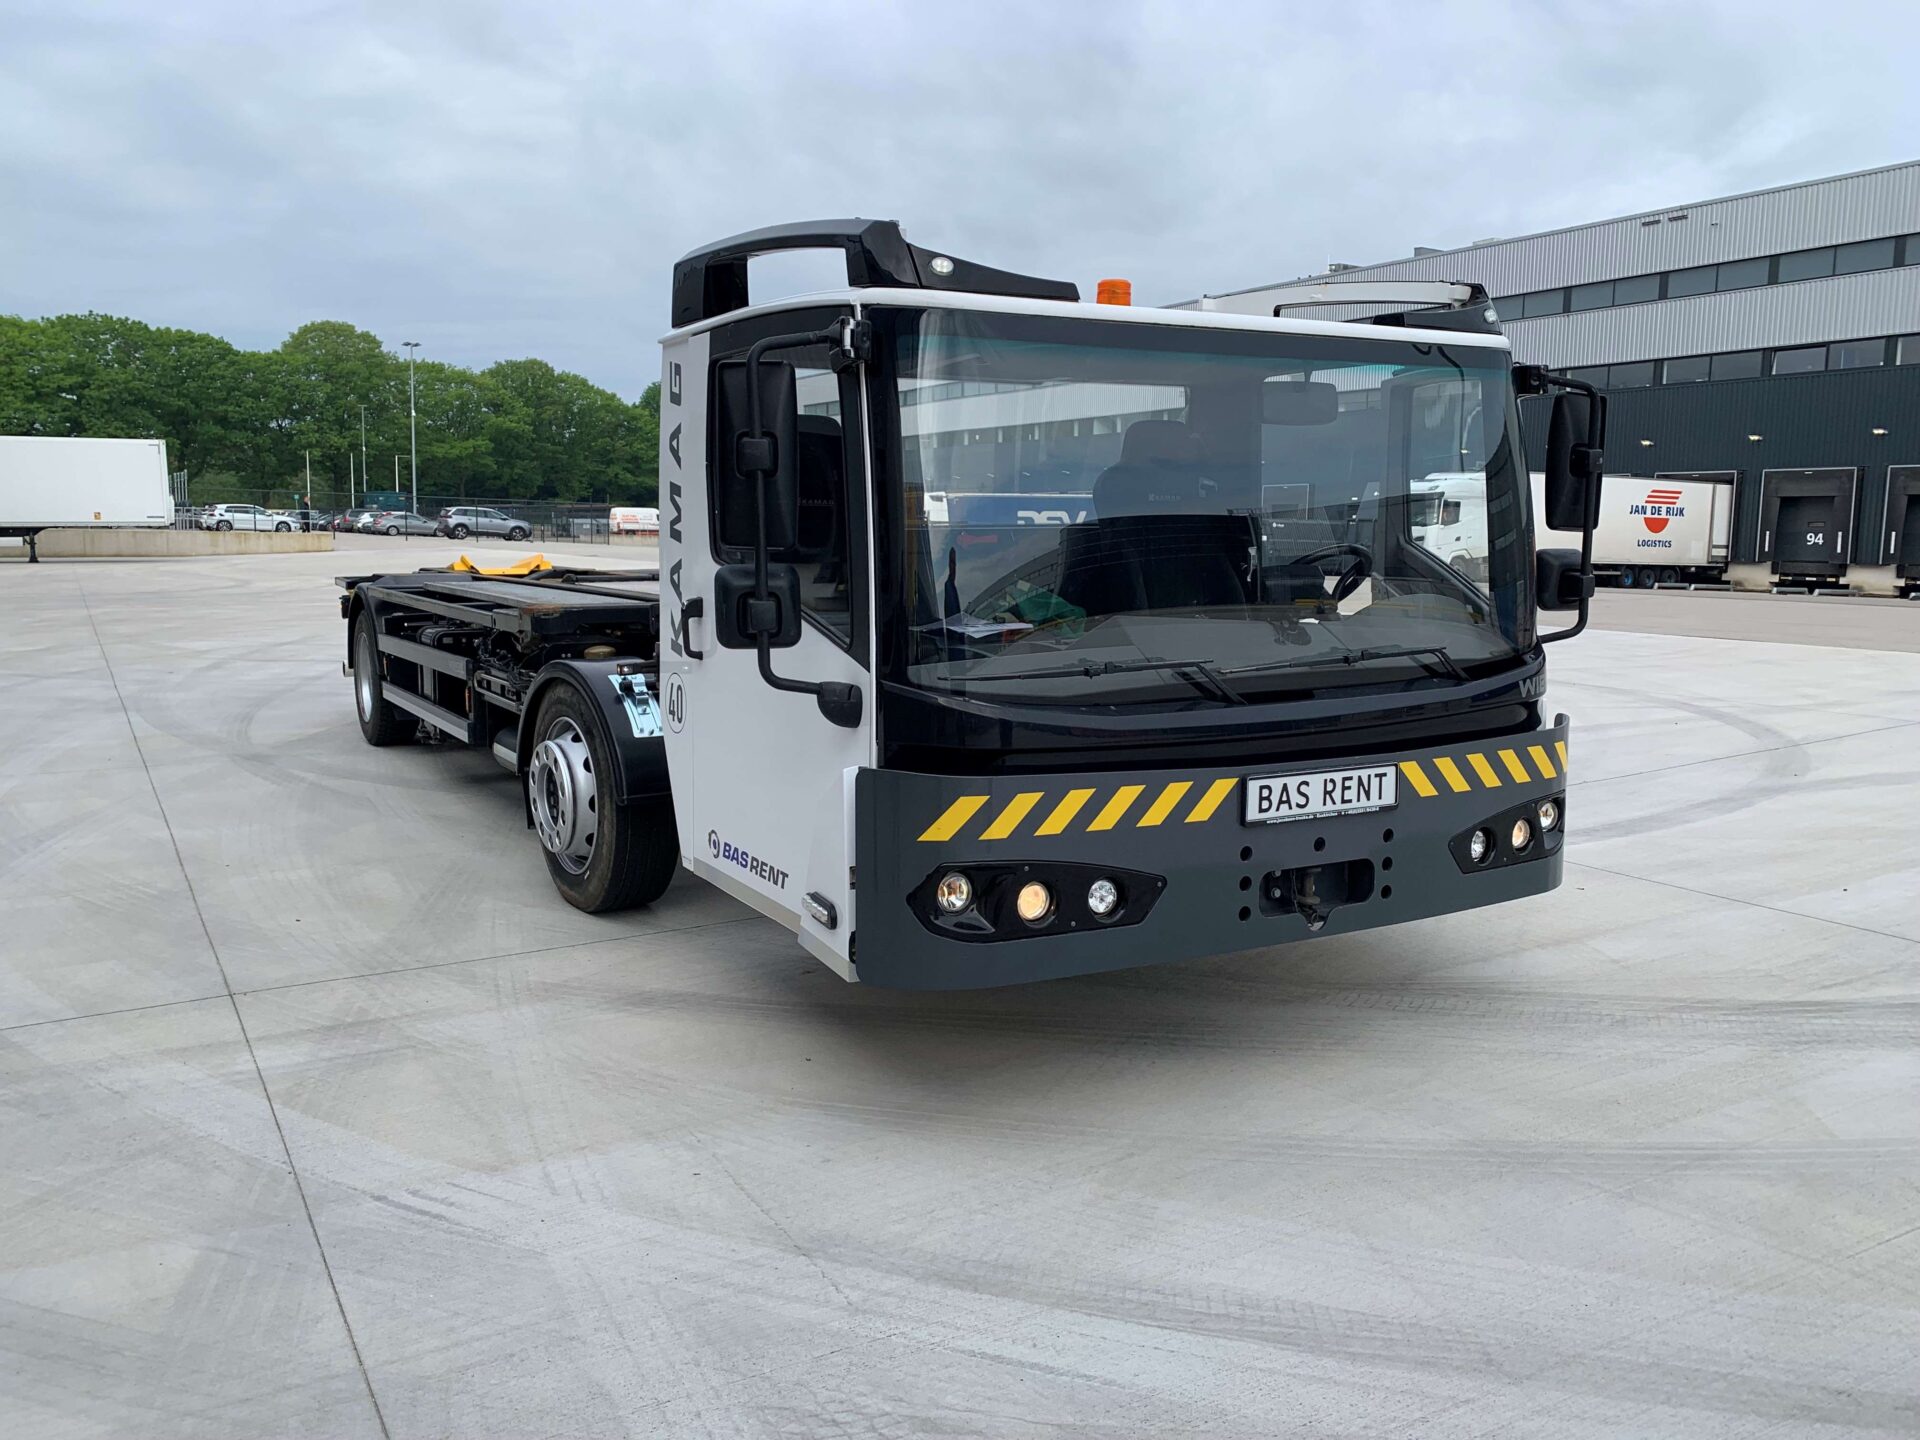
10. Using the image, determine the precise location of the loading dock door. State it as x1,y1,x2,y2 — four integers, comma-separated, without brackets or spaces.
1757,468,1856,577
1885,465,1920,578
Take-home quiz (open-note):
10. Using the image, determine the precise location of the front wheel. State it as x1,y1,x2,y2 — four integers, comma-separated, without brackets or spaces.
275,522,291,532
451,524,470,539
526,684,678,913
507,527,529,542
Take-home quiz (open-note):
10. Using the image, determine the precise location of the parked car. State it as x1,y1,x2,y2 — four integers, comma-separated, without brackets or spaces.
199,504,295,532
283,508,331,532
435,505,532,541
369,510,437,536
335,508,382,532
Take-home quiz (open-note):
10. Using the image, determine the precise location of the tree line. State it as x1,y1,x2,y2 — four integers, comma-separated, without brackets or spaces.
0,313,661,507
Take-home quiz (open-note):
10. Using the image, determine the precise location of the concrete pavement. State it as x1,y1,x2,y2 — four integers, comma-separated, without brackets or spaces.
2,543,1916,1437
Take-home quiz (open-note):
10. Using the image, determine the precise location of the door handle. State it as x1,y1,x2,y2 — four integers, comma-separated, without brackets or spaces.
680,597,705,660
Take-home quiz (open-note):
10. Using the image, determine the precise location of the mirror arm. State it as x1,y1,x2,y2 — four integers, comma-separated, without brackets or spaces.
740,322,867,726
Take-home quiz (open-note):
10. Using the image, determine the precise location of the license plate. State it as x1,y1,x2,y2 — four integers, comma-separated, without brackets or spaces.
1243,765,1399,825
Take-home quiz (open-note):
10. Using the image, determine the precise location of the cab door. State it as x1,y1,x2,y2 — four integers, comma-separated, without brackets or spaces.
657,306,873,977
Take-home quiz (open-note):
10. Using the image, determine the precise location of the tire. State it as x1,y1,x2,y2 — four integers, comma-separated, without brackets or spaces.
526,683,678,913
351,610,414,746
1659,567,1680,586
275,522,291,532
385,524,400,536
508,527,529,542
216,520,233,531
1618,566,1637,588
451,524,470,539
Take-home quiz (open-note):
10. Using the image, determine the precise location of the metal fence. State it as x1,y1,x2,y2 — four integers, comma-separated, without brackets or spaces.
166,480,654,545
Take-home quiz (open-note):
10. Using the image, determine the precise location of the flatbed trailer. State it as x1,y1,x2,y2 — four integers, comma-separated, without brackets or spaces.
341,220,1607,989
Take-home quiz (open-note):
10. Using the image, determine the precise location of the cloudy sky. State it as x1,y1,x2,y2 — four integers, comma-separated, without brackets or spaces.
4,0,1916,398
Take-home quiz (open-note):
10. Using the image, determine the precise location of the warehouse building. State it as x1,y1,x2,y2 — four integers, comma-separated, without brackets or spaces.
1186,161,1920,592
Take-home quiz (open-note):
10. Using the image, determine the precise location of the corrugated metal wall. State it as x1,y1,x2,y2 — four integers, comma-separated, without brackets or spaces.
1203,160,1920,302
1519,366,1920,564
1501,267,1920,367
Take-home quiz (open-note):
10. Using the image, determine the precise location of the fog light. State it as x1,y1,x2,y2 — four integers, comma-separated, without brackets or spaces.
1015,880,1054,924
1087,878,1119,917
1510,817,1534,852
1469,828,1492,864
1537,798,1560,832
935,872,973,913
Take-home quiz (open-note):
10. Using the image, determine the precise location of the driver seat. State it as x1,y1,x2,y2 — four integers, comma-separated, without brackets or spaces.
1055,421,1256,614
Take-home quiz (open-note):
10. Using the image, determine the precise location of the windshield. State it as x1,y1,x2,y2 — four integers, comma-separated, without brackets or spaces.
884,307,1531,707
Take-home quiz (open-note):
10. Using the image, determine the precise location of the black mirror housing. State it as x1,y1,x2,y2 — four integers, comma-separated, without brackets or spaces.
1543,392,1603,531
714,564,802,649
715,359,800,551
1536,548,1593,612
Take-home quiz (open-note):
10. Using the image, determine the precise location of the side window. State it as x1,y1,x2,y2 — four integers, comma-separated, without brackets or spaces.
1442,500,1463,525
708,317,863,653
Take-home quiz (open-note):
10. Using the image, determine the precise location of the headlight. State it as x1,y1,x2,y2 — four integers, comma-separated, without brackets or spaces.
1015,881,1054,924
1510,817,1533,852
935,872,973,914
1468,828,1492,864
1086,878,1119,917
1536,798,1560,832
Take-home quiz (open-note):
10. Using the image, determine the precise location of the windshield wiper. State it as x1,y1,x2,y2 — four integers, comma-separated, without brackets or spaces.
1219,644,1468,684
946,655,1248,704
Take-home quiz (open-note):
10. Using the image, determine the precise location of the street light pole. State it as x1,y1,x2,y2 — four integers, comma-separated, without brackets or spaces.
403,341,421,523
359,405,368,508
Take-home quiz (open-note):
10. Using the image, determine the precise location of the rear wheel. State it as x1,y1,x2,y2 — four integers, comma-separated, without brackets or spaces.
526,684,677,913
1618,566,1637,587
216,520,233,531
451,524,470,539
385,524,400,536
351,611,414,746
1659,567,1680,585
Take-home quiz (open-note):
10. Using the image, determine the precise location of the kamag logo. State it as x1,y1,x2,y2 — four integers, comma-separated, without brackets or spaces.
1629,487,1685,534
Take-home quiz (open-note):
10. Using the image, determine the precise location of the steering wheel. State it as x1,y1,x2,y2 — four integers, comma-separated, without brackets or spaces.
1287,542,1374,603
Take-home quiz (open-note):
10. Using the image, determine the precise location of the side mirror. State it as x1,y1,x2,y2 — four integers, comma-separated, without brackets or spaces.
714,358,799,552
714,563,802,649
1535,548,1593,612
1262,379,1339,425
1543,391,1602,531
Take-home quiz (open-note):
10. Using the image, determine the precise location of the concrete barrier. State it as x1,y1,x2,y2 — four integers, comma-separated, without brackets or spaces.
2,528,334,559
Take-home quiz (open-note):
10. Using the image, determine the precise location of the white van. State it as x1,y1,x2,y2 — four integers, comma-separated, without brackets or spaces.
610,506,660,535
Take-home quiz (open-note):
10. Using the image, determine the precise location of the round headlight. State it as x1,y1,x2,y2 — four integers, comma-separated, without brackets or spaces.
1537,798,1560,832
935,872,973,913
1510,817,1533,852
1468,828,1492,864
1086,878,1119,917
1015,880,1054,924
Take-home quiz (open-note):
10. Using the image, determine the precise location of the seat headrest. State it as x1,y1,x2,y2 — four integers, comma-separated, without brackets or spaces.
1118,419,1200,467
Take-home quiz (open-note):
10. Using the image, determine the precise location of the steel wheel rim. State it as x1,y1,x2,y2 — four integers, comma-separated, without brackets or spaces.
355,631,377,719
528,717,596,874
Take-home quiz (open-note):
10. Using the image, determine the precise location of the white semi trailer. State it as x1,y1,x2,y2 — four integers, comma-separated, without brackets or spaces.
0,435,172,562
1532,471,1733,586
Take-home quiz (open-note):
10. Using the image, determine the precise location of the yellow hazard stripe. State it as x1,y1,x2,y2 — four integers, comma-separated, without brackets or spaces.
918,794,988,842
979,791,1045,840
1467,752,1502,788
1138,780,1192,827
1398,760,1439,798
1087,784,1145,831
1432,755,1472,793
1035,787,1095,836
1527,744,1557,780
1555,739,1569,771
1186,777,1237,823
1498,748,1532,784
